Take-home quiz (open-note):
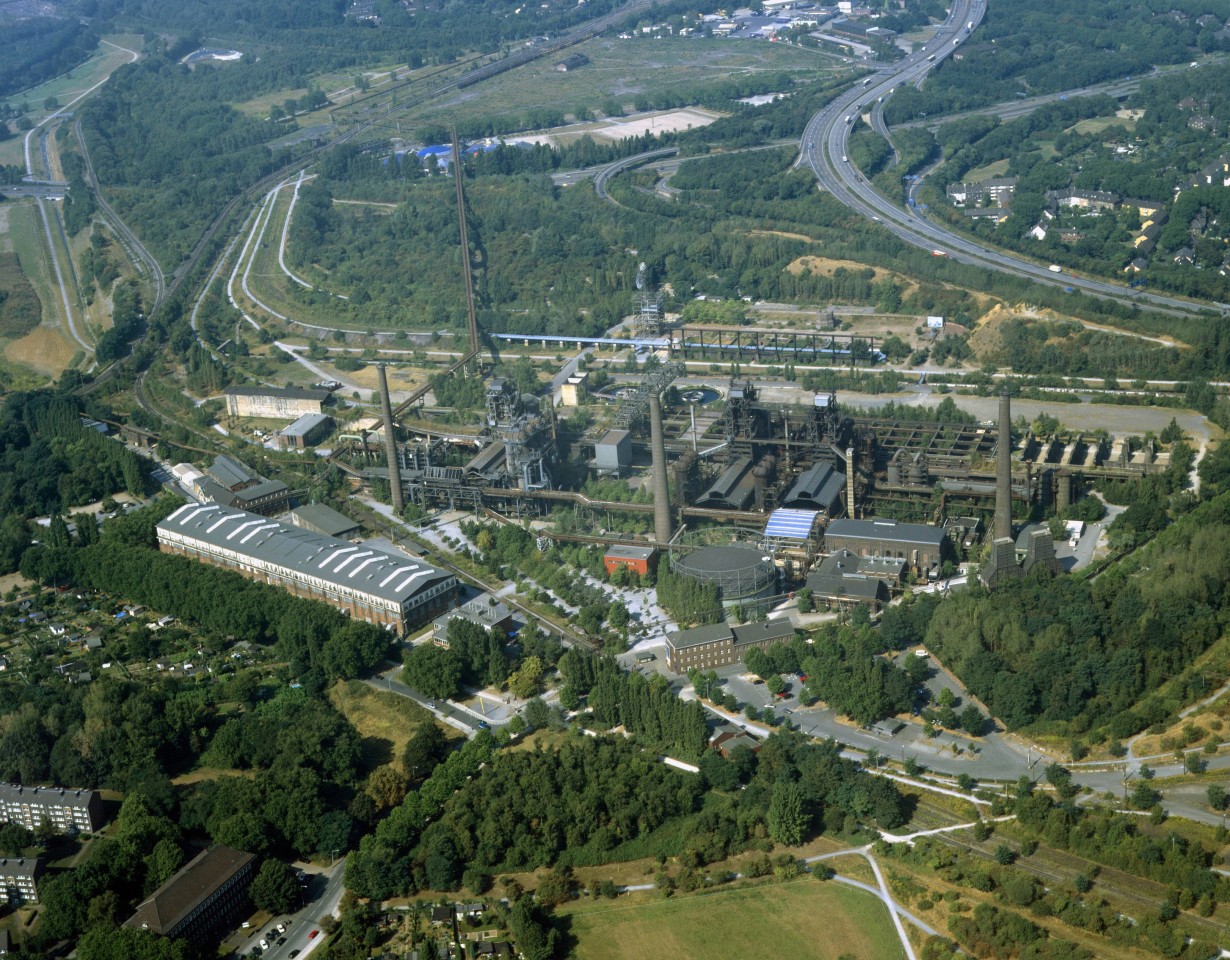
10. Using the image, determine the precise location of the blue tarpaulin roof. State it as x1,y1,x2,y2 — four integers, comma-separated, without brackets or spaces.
764,508,821,541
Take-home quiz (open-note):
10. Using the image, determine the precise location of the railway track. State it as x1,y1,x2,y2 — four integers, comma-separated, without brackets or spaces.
73,120,166,312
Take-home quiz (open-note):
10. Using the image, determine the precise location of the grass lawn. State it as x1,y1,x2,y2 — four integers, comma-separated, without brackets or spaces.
1,200,78,382
328,679,458,770
1068,115,1136,135
963,158,1009,182
561,878,904,960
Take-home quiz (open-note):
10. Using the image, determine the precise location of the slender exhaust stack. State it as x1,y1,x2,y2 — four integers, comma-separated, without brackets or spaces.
846,446,856,518
995,390,1012,539
377,364,404,513
648,392,672,544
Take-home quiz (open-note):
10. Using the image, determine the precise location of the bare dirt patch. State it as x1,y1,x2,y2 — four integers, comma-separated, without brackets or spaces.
749,229,815,244
5,326,74,377
969,302,1185,363
786,255,880,278
600,108,724,137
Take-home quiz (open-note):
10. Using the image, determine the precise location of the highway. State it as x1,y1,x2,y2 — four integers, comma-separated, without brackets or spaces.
798,0,1225,318
892,57,1223,132
0,183,66,200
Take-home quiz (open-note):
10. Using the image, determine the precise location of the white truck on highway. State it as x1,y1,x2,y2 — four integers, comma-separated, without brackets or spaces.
1048,264,1063,273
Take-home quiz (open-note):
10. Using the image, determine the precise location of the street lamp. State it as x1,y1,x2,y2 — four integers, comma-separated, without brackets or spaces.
330,848,340,867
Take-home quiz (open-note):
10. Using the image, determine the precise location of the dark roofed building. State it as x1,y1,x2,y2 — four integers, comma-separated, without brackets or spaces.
779,463,845,513
554,53,589,71
806,549,893,612
194,476,290,517
125,846,255,943
206,455,257,491
289,503,361,539
712,730,761,758
433,593,514,644
695,457,756,510
0,858,41,905
824,518,948,572
0,782,105,832
665,620,795,672
603,544,658,577
199,456,290,516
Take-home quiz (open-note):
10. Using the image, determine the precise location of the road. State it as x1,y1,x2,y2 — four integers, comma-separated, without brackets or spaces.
368,663,492,737
0,183,67,200
34,197,91,357
233,860,347,959
798,0,1226,318
592,147,678,202
893,57,1222,132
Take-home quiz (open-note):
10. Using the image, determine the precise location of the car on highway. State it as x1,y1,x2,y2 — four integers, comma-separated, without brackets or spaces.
842,155,848,162
309,930,320,939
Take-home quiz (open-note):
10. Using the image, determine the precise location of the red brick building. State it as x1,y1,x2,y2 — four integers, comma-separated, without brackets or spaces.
603,544,658,578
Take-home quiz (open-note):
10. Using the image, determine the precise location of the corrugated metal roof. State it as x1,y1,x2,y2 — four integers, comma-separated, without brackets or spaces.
825,518,945,547
763,508,821,541
207,455,254,490
282,413,331,437
158,504,453,605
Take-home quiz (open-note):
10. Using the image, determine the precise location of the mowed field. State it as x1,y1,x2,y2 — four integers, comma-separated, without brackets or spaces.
0,201,75,383
561,879,905,960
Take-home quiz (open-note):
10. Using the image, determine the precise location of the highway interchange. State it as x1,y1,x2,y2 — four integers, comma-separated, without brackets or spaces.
799,0,1227,318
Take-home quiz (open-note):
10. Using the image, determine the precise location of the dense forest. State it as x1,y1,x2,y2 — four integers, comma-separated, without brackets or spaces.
78,57,290,269
346,726,905,900
923,490,1230,739
884,0,1230,125
0,393,148,573
0,18,98,100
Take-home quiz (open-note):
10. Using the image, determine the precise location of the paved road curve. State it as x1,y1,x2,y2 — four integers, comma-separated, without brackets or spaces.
798,0,1226,318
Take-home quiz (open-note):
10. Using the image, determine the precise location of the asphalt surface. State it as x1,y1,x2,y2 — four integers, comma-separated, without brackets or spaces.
233,860,346,959
797,0,1227,317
